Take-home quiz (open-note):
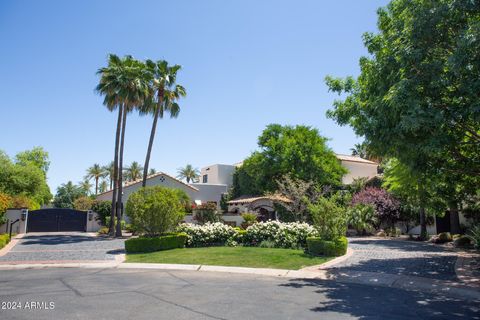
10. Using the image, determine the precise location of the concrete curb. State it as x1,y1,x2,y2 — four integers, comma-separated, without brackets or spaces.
301,247,354,271
0,233,24,257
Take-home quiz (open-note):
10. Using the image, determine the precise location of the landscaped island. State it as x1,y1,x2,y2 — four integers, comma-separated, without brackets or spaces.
120,186,348,269
126,246,331,270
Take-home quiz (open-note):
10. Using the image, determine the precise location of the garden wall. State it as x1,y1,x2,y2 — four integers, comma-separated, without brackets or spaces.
0,209,27,234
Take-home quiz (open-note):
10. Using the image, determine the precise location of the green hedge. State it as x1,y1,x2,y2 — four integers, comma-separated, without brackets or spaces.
0,234,11,249
307,236,347,257
125,233,187,253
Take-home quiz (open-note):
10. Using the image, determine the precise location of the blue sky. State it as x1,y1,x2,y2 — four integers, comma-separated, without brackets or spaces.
0,0,388,193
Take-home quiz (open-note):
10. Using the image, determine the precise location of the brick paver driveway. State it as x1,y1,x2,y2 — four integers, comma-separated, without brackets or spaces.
329,238,459,281
0,232,125,263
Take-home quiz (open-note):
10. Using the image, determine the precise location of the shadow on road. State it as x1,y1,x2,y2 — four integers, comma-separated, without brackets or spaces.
329,255,457,280
349,239,448,253
20,235,116,245
280,278,480,320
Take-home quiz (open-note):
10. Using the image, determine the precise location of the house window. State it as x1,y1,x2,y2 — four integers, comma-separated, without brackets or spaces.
202,174,208,183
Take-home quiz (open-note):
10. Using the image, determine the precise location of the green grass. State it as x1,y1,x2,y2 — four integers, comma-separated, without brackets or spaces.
126,246,332,270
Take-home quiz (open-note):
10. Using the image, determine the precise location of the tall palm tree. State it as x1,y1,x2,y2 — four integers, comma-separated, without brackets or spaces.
85,163,106,195
99,179,109,193
103,161,115,190
140,60,186,187
96,54,149,237
125,161,143,181
177,164,200,183
79,179,93,196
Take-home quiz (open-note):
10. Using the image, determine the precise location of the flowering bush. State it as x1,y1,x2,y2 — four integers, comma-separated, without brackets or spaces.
243,221,318,249
351,187,400,228
177,222,236,247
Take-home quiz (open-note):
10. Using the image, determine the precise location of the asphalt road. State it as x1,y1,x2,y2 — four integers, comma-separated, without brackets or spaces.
0,268,478,320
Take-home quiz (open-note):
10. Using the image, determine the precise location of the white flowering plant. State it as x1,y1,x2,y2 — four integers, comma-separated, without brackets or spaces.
243,221,318,249
177,222,236,247
177,220,318,249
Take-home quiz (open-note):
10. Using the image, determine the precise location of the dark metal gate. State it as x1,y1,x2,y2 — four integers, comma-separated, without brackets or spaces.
27,209,87,232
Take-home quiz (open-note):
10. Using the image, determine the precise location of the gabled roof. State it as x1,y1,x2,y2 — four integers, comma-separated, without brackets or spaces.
96,171,198,196
228,195,292,205
335,154,378,165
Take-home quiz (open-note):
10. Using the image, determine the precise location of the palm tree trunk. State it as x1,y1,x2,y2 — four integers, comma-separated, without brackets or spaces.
116,107,128,237
95,177,99,195
109,105,123,235
142,101,162,187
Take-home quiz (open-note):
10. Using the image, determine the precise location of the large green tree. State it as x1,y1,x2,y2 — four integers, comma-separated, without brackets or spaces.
140,60,186,187
96,54,149,237
15,147,50,175
325,0,480,236
0,149,52,208
53,181,86,209
232,124,346,198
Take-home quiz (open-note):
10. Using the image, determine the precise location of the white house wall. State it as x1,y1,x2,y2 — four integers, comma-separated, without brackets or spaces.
200,164,235,187
341,161,378,185
189,183,227,207
96,174,198,204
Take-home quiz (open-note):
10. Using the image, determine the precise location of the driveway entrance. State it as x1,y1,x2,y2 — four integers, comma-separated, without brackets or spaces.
27,209,87,233
0,232,125,264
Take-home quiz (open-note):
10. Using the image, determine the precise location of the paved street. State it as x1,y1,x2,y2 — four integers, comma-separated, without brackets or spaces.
0,268,478,320
329,238,459,280
0,233,125,263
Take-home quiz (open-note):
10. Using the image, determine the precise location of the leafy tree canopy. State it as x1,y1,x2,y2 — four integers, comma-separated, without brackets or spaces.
15,147,50,175
53,181,87,209
232,124,346,197
0,148,52,207
325,0,480,177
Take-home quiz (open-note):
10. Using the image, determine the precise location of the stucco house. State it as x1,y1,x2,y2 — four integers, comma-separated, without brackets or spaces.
336,154,378,184
96,171,199,203
96,154,379,226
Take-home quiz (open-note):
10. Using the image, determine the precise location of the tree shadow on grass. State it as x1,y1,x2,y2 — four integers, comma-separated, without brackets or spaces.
280,278,480,320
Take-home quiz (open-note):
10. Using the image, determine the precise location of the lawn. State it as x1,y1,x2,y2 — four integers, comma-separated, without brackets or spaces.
126,246,332,270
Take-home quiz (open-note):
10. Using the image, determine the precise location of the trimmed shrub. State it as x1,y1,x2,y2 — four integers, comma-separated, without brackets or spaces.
126,186,187,236
125,233,187,253
438,232,453,243
0,234,11,249
97,227,109,235
385,227,402,237
453,235,471,248
307,236,348,257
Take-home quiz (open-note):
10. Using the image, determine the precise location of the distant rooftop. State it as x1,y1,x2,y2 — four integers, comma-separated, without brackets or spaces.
335,154,378,165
